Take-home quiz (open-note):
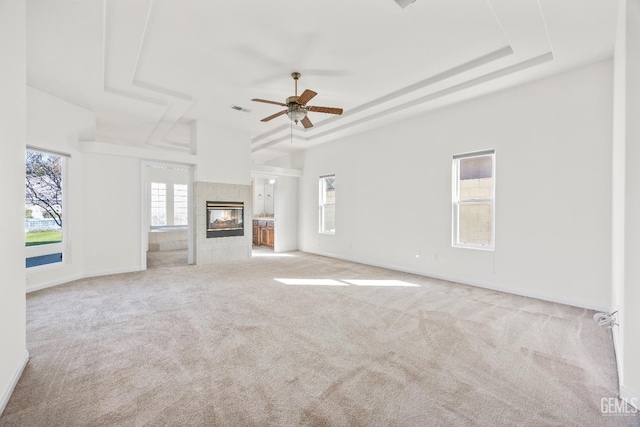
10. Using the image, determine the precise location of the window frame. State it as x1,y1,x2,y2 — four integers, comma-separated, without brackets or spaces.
173,183,189,226
25,147,68,269
319,174,336,235
150,182,168,227
452,149,496,251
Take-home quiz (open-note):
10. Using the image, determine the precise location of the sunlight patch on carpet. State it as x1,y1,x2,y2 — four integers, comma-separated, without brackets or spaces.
252,252,295,258
342,279,420,287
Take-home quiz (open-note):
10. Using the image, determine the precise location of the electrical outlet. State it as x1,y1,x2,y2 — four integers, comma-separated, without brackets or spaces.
433,253,439,261
415,252,420,258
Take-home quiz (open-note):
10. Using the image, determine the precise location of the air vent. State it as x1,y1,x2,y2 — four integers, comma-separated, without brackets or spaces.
231,105,251,113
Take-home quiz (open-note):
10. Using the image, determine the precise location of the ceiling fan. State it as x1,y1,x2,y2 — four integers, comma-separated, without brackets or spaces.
251,72,343,129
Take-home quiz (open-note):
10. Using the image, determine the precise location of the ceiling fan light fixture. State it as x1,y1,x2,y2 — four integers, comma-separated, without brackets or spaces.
286,106,307,123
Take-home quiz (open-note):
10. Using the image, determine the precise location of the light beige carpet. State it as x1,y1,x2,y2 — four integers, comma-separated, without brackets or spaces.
1,251,636,426
146,249,188,269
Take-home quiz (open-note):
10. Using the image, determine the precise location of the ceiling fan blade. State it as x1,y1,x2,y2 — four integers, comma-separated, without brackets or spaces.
297,89,317,105
252,98,287,107
308,106,344,115
300,116,313,129
261,110,287,122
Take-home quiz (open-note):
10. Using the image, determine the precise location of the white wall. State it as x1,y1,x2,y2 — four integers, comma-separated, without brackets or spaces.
253,178,275,216
298,59,613,310
274,176,299,252
25,88,143,282
611,0,627,390
25,87,94,291
82,153,142,276
25,88,144,287
615,0,640,407
254,179,263,215
196,120,251,185
148,167,189,187
264,183,274,215
623,0,640,405
0,0,28,415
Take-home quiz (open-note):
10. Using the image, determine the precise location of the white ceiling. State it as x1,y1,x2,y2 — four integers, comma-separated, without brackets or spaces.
26,0,619,164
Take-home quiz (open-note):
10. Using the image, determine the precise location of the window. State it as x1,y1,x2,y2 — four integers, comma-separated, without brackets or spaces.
173,184,188,226
453,149,495,249
25,148,67,268
319,174,336,234
151,182,167,226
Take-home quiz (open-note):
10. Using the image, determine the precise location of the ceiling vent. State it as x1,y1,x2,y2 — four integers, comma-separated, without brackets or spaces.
394,0,416,8
231,105,251,113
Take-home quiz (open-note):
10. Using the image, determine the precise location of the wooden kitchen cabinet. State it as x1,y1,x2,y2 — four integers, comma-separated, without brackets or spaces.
252,220,260,245
253,219,274,248
261,228,274,248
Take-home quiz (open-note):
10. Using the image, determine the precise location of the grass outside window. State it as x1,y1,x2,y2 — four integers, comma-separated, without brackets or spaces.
25,230,62,246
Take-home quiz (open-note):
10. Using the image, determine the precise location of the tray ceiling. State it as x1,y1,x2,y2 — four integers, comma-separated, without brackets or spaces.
26,0,618,163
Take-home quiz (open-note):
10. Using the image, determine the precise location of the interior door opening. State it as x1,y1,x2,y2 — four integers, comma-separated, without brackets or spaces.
251,174,299,256
252,177,275,252
141,161,195,270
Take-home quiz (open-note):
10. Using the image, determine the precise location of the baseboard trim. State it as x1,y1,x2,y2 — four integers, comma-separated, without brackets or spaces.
303,249,609,312
82,267,142,280
26,274,83,294
620,385,639,411
26,267,141,294
0,350,29,416
612,326,621,392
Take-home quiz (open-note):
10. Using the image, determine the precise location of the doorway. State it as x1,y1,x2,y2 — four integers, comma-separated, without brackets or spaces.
141,161,195,270
252,177,275,252
251,174,299,255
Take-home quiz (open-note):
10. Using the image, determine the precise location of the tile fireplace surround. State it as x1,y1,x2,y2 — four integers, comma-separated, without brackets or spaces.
194,181,252,265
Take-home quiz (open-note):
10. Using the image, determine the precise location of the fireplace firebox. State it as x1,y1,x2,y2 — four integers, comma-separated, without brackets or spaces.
206,201,244,238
